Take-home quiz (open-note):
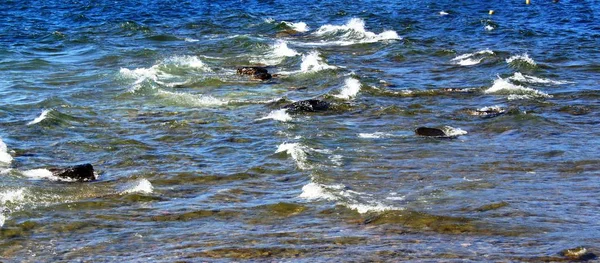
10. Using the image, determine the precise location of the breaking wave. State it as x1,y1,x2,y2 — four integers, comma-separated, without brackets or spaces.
485,76,552,100
508,72,572,85
121,179,154,194
451,49,494,66
256,109,292,122
27,109,52,126
334,78,362,99
300,51,337,73
308,18,400,46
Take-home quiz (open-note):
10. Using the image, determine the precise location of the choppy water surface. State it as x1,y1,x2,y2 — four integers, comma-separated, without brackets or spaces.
1,0,599,261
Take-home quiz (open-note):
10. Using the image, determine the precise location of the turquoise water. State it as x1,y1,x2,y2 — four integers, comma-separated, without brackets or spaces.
1,1,599,261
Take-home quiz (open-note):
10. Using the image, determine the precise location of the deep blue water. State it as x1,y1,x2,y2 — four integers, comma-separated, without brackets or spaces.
1,0,599,262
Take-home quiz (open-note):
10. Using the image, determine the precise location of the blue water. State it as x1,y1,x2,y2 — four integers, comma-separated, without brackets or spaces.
1,0,599,261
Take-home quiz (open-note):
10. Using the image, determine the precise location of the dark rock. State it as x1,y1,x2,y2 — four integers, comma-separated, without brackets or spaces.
415,127,447,137
251,72,272,81
283,99,330,113
237,67,269,76
49,163,96,182
559,247,597,261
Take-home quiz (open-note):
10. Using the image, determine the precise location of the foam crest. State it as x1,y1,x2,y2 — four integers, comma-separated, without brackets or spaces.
313,18,400,46
506,53,537,66
276,142,309,170
283,21,309,32
485,25,495,31
334,78,362,99
358,132,391,139
344,202,396,214
27,109,52,126
509,72,571,85
0,188,25,206
165,55,212,70
0,138,13,165
485,77,551,99
121,179,154,194
299,182,337,200
156,90,227,107
256,109,292,122
439,11,449,16
300,51,337,72
442,126,468,137
22,169,77,182
273,40,299,57
451,49,494,66
478,105,504,112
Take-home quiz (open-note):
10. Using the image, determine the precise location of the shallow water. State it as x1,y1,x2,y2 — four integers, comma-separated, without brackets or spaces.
1,0,599,262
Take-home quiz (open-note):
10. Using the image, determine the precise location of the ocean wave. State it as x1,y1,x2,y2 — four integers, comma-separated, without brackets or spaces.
0,138,13,165
299,181,398,214
120,179,154,194
334,78,362,99
156,90,227,107
0,188,26,228
451,49,494,66
441,126,468,137
358,132,391,139
21,169,78,182
308,18,400,46
508,72,572,85
256,109,292,122
250,40,300,65
506,53,537,67
485,77,552,99
282,21,310,32
300,51,337,73
299,182,338,200
27,109,52,126
276,142,310,170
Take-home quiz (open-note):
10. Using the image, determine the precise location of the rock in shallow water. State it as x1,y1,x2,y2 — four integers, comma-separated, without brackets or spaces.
49,163,96,182
415,127,448,137
559,247,597,261
283,99,330,113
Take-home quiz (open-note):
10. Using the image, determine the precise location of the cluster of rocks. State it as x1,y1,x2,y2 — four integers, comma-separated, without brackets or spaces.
237,66,273,81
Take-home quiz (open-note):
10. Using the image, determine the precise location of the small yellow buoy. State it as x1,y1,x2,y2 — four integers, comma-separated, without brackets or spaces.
489,10,494,15
526,0,530,4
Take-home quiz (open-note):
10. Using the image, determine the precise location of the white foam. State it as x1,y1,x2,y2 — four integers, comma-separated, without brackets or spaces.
27,109,51,126
334,78,361,99
21,168,77,182
299,182,337,200
485,25,494,31
485,77,551,99
156,90,227,107
272,40,299,57
358,132,390,139
300,51,337,72
477,105,504,112
252,40,300,65
442,126,468,137
276,142,309,170
165,55,211,70
506,53,537,66
509,72,571,85
0,188,25,205
439,11,449,16
451,49,494,66
345,202,396,214
313,18,400,46
256,109,292,122
121,179,154,194
184,38,199,42
0,138,12,165
283,21,309,32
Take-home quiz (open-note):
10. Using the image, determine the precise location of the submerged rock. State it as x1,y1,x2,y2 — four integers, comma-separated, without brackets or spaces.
466,106,507,118
415,127,448,137
283,99,330,113
560,247,597,261
49,163,96,182
237,67,272,81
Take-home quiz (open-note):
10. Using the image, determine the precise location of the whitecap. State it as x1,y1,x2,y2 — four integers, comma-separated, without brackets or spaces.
0,138,13,165
311,18,400,46
156,90,227,107
165,55,212,71
439,11,449,16
27,109,51,126
21,169,77,182
251,40,300,65
485,25,495,31
256,109,292,122
451,49,494,66
358,132,391,139
300,51,337,73
299,182,337,200
283,21,310,32
442,126,468,137
344,202,396,214
0,188,25,205
506,53,537,66
184,38,199,42
334,78,361,99
477,105,504,112
485,77,551,99
509,72,571,85
121,179,154,194
276,142,309,170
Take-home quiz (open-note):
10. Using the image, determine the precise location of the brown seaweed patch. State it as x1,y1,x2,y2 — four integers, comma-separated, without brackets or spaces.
260,202,307,217
188,247,310,259
0,221,37,238
150,209,239,222
151,172,252,186
475,201,509,212
363,210,528,236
